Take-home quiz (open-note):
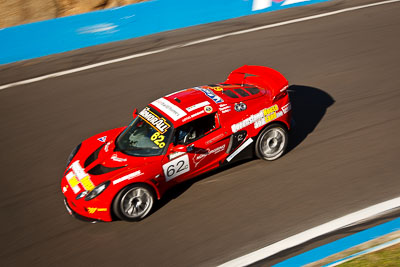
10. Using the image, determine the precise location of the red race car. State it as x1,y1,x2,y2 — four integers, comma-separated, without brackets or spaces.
61,65,292,222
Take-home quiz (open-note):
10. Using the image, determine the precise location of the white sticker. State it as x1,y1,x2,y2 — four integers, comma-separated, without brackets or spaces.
71,161,87,180
111,154,127,162
151,98,187,121
282,103,291,114
182,110,205,122
232,104,279,132
186,101,210,112
163,155,190,181
66,172,81,194
226,138,253,162
113,170,143,185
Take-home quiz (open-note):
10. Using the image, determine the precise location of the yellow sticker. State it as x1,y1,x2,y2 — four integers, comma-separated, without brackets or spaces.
88,207,96,214
81,176,95,191
87,207,108,214
151,132,166,149
210,86,224,91
264,104,279,115
69,177,79,188
264,112,277,123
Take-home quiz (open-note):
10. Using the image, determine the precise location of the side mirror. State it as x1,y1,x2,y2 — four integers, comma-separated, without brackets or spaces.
133,108,138,118
173,145,187,152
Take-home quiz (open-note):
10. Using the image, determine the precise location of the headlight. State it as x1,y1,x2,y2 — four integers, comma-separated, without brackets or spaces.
75,190,88,200
67,143,81,167
85,181,110,201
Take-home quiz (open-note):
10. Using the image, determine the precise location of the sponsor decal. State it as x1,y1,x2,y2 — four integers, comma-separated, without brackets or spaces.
209,86,224,91
150,132,166,149
193,144,226,167
182,110,205,122
104,142,111,152
204,106,213,113
111,154,127,162
254,104,290,129
232,104,279,132
234,102,247,112
231,111,265,133
87,207,107,214
113,170,143,185
97,136,106,142
282,103,291,114
66,172,80,194
205,133,224,145
151,98,187,121
186,101,210,112
254,104,280,129
237,133,245,142
139,107,171,133
70,161,95,191
195,87,224,104
163,155,190,181
219,104,231,113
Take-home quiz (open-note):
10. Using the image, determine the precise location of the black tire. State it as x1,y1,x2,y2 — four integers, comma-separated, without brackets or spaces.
255,123,288,161
113,184,155,221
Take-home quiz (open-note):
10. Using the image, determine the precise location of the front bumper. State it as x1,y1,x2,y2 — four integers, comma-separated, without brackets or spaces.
64,198,101,223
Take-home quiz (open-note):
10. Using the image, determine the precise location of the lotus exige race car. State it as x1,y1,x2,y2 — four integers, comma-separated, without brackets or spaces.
61,65,292,222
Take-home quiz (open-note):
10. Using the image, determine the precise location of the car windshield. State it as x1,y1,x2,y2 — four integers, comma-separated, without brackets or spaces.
116,107,173,157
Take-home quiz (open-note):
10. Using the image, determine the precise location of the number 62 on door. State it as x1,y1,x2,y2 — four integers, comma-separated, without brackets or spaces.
162,155,190,181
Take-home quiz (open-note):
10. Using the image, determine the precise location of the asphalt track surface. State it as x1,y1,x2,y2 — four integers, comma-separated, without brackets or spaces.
1,0,399,266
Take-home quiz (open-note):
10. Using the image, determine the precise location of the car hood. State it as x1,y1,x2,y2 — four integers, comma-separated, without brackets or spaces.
65,127,160,189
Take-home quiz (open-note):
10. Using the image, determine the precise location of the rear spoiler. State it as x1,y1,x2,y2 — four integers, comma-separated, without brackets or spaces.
224,65,288,98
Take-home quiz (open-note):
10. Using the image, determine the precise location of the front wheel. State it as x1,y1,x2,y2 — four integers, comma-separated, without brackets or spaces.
113,184,155,221
255,124,288,161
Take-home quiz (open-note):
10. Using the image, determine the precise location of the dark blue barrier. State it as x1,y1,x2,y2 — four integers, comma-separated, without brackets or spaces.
0,0,330,64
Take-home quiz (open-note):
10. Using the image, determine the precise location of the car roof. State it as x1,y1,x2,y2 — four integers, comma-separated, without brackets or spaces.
149,84,267,127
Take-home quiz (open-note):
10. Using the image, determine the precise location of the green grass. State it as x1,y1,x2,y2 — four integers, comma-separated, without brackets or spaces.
340,243,400,267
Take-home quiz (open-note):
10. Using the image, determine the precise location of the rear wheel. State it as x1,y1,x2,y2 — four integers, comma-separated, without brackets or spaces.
113,184,155,221
255,123,288,161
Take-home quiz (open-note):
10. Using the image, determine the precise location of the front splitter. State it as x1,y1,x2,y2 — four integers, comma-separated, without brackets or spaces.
64,198,101,223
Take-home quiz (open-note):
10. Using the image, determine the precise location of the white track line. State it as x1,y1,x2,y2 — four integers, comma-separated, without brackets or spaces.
1,0,399,91
218,196,400,267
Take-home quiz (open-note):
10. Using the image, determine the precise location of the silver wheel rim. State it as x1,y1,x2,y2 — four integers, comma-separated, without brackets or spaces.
260,128,286,160
120,187,153,219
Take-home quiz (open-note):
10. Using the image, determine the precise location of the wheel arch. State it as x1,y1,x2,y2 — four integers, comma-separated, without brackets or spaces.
110,181,160,220
256,120,289,138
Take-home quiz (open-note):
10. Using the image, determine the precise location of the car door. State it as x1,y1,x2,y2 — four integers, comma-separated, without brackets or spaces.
161,112,229,185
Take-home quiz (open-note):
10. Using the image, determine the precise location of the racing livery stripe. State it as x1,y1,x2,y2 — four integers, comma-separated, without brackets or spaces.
226,138,253,162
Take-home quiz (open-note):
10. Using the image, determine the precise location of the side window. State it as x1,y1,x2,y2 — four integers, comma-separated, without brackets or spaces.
174,113,219,145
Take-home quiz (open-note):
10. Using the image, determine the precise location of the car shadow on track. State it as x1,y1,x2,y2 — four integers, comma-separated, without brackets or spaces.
287,85,335,153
